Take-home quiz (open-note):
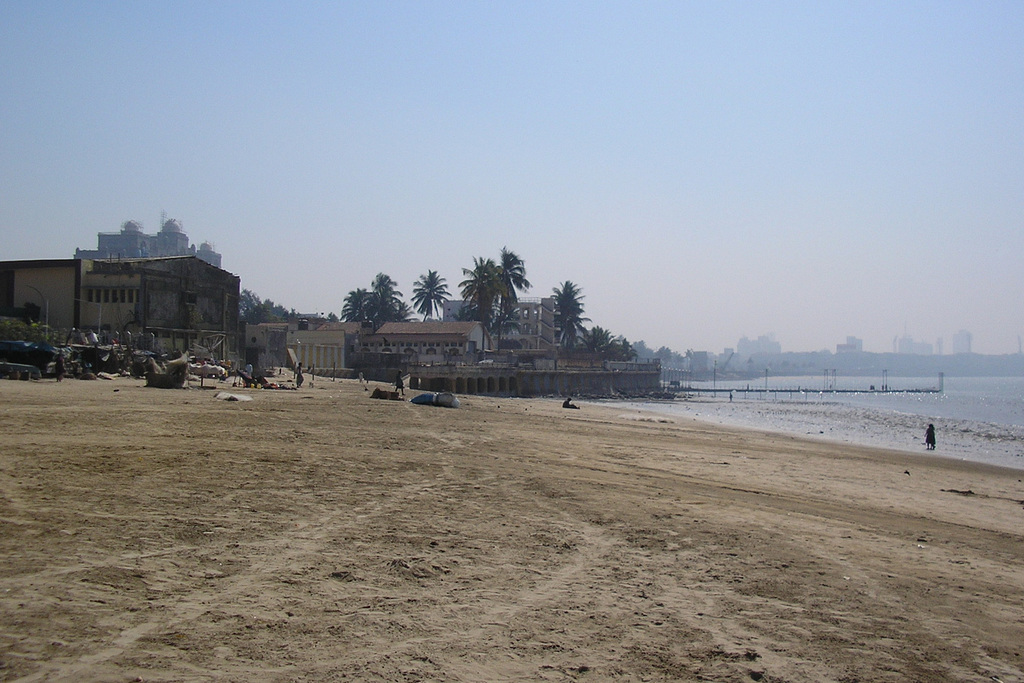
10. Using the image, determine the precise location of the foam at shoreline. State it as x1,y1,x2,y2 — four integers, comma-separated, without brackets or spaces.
616,397,1024,471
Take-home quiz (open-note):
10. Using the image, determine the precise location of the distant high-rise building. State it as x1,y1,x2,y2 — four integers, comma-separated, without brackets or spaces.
952,329,972,354
75,218,222,268
737,334,781,356
897,335,933,355
836,336,863,353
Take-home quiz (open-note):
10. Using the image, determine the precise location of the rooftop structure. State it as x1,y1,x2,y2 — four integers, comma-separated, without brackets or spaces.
74,218,222,268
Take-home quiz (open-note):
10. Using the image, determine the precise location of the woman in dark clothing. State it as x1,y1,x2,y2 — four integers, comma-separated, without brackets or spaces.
925,423,936,450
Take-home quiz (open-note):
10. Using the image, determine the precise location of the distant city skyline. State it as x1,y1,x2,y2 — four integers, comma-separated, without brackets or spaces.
3,3,1022,355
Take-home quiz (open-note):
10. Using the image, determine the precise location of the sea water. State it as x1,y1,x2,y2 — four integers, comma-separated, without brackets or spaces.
619,376,1024,471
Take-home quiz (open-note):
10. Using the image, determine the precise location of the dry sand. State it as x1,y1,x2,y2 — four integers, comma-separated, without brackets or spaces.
1,376,1023,682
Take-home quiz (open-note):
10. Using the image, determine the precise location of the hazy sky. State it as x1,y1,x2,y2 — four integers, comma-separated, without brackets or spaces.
3,2,1022,354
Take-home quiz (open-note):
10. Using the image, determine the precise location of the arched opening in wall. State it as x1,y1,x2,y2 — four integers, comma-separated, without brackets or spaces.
476,377,485,393
498,376,507,393
455,377,466,393
425,347,437,355
508,376,518,395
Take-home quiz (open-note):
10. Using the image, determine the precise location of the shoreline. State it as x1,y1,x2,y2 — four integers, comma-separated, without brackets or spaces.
2,377,1023,681
612,395,1024,472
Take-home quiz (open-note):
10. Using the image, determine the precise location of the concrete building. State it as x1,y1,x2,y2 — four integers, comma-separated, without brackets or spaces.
245,320,361,373
0,256,241,357
501,297,557,352
737,334,782,356
75,218,222,268
836,336,864,353
952,330,973,355
442,297,556,352
360,321,487,360
896,335,933,355
290,321,357,373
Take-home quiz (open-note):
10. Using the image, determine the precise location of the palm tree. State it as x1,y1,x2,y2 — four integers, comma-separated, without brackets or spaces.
367,272,408,329
493,306,521,341
611,336,637,361
460,257,502,332
411,270,450,321
498,247,530,313
495,247,530,345
552,280,589,349
341,288,371,322
582,325,615,354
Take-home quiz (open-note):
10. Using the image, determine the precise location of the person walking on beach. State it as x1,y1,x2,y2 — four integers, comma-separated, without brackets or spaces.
925,423,936,450
395,370,404,397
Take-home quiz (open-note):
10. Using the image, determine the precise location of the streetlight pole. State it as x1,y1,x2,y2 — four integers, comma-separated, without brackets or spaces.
25,285,48,337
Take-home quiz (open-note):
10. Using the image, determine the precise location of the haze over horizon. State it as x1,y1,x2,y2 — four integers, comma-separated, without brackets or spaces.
2,2,1022,355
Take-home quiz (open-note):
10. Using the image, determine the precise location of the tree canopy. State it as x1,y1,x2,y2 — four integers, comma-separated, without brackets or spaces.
459,257,503,331
342,274,410,330
411,270,450,321
239,289,292,325
552,280,589,349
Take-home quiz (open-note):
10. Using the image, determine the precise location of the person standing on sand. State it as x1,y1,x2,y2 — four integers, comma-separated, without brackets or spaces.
54,353,65,382
395,370,404,397
925,423,936,450
295,362,304,389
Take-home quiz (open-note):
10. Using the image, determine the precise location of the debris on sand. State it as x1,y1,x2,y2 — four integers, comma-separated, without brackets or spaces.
370,387,404,401
215,392,253,402
145,355,188,389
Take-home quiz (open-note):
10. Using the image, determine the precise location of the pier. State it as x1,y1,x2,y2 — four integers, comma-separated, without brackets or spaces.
665,373,944,399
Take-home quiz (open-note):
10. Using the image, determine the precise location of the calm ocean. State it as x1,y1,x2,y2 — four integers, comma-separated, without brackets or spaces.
706,375,1024,429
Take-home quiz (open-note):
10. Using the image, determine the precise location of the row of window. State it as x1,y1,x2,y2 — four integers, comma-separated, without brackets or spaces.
373,341,463,348
84,287,139,304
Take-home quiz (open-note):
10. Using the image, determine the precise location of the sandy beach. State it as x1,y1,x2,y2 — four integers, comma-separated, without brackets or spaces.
2,377,1023,682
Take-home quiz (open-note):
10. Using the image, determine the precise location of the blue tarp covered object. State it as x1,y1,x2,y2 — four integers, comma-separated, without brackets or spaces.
0,340,57,374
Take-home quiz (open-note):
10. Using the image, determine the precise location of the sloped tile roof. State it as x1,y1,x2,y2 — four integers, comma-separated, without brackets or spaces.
373,321,481,336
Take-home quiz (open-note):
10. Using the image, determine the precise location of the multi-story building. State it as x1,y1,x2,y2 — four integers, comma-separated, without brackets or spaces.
0,256,241,357
737,334,782,356
502,297,557,352
836,336,864,353
896,335,933,355
74,218,222,268
442,296,557,353
952,330,973,355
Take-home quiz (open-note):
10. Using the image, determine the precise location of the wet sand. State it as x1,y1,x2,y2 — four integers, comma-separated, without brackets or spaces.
2,376,1023,682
